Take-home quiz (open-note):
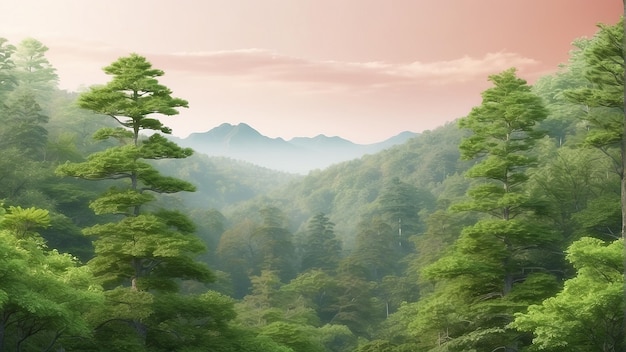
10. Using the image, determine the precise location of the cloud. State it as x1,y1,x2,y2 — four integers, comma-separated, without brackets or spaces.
43,40,540,93
150,49,540,90
396,53,539,83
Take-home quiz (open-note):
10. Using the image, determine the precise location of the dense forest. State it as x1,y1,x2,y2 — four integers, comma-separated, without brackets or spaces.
0,18,623,352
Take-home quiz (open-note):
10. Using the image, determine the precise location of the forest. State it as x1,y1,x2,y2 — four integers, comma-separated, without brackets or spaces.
0,18,623,352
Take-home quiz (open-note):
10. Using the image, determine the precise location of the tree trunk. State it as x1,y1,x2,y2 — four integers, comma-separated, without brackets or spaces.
622,0,626,347
132,320,147,346
0,320,4,352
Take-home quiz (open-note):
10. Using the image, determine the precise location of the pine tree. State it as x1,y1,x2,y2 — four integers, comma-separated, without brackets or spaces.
56,54,212,348
301,213,342,272
416,68,558,351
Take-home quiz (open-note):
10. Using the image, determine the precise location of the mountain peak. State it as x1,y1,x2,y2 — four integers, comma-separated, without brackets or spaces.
188,122,262,141
175,123,417,174
230,123,262,137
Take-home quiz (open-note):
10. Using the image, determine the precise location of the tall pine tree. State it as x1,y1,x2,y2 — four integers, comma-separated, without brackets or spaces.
56,54,212,348
416,68,558,351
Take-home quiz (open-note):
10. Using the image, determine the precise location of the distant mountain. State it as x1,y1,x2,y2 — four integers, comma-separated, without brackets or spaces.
223,121,467,247
171,123,418,174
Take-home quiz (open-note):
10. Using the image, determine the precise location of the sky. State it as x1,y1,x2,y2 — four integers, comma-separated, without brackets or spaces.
1,0,622,143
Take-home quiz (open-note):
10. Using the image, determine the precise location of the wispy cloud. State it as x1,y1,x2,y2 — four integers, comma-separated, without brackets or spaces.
150,49,539,90
44,40,540,94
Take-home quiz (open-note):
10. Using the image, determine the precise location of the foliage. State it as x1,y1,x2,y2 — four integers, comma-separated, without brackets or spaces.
227,122,466,250
413,68,557,351
347,218,398,282
528,145,618,243
55,54,215,349
0,90,49,159
234,270,357,352
300,213,342,272
1,205,50,237
562,19,624,189
78,54,187,137
280,269,343,324
13,38,58,92
0,207,103,351
0,37,16,97
512,238,623,351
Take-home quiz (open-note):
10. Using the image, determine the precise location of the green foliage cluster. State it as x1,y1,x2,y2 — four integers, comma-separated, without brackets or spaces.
0,17,623,352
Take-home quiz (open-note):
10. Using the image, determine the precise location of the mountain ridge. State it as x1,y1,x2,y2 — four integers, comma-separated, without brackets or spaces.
170,123,418,174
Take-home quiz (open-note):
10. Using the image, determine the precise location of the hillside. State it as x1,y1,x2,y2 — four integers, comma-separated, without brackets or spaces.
154,152,300,210
219,121,469,247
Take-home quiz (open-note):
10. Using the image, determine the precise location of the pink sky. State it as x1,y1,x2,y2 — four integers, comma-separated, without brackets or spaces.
1,0,621,143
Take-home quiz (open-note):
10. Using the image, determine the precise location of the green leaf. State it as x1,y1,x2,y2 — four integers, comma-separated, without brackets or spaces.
2,206,50,236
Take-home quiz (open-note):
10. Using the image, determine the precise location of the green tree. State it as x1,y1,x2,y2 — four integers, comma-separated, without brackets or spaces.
13,38,58,95
300,212,342,272
235,270,285,328
353,339,397,352
456,67,551,292
512,237,623,351
280,269,342,324
330,260,382,338
77,53,186,144
560,18,626,344
253,206,296,281
0,206,103,351
332,277,379,338
347,217,397,282
217,207,295,292
216,219,258,297
0,37,16,99
236,270,357,352
0,147,52,208
316,323,358,352
184,208,227,269
562,20,625,340
145,290,238,351
564,20,623,154
528,146,618,244
0,90,49,159
258,321,325,352
56,54,212,347
417,68,556,350
377,177,423,241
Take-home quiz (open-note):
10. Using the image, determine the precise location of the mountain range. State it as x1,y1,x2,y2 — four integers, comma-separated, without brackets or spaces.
170,123,418,174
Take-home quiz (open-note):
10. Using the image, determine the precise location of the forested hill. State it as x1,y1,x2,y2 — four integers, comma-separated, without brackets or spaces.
217,121,469,246
0,18,624,352
155,153,299,210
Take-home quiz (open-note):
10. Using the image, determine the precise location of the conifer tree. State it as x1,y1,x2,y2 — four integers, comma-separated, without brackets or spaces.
553,18,625,350
0,38,16,99
301,212,341,272
253,206,296,281
13,38,58,99
416,68,558,351
1,91,49,159
455,67,551,293
56,54,212,348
